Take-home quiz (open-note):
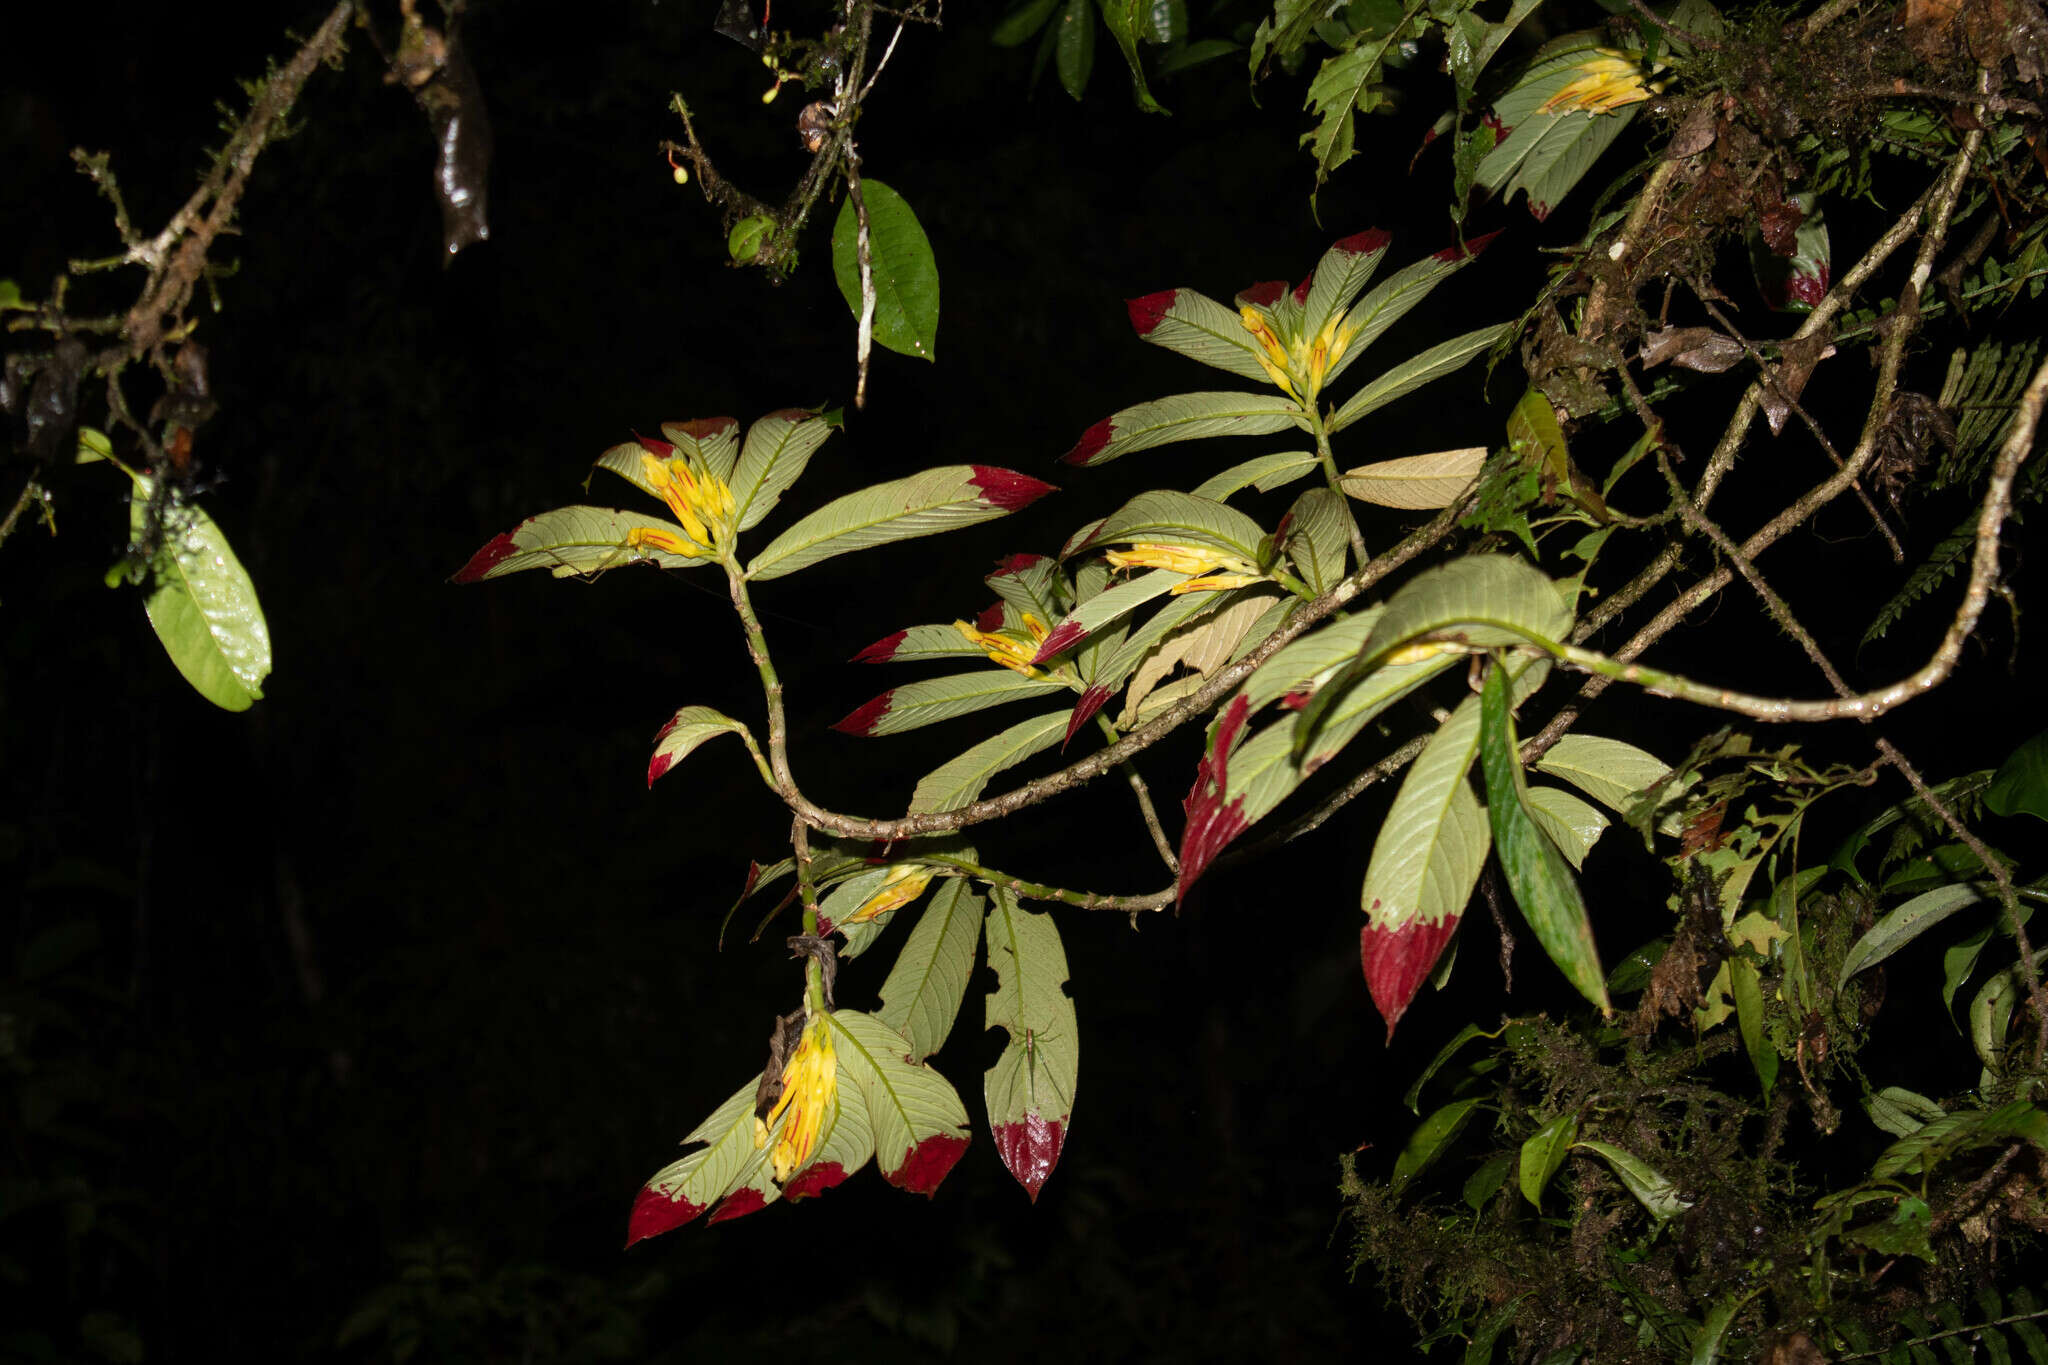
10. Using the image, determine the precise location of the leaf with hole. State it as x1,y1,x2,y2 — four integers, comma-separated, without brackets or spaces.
983,888,1079,1201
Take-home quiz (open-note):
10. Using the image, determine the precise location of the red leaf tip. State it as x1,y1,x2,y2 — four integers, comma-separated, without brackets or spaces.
1032,619,1087,664
832,693,893,736
975,602,1006,633
1291,274,1314,304
993,1113,1068,1202
1360,915,1462,1042
665,416,737,441
1333,228,1392,256
852,628,909,664
452,532,517,583
1062,417,1115,467
1176,696,1254,904
1126,289,1177,337
634,430,676,457
889,1132,969,1196
1236,280,1286,308
989,552,1047,576
706,1186,769,1224
783,1160,850,1201
1434,228,1504,262
969,467,1056,511
625,1182,705,1248
1062,686,1112,750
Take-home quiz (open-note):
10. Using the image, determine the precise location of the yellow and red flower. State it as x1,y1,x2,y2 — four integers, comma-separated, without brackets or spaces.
955,612,1052,677
843,864,934,926
625,447,736,560
754,1012,836,1184
1105,543,1266,594
1237,303,1363,403
1538,49,1660,115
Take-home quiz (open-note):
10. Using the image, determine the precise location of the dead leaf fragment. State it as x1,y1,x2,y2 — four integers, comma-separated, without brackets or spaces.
1640,326,1744,373
1340,447,1488,508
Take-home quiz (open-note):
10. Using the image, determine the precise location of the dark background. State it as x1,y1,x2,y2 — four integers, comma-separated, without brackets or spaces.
3,2,2036,1360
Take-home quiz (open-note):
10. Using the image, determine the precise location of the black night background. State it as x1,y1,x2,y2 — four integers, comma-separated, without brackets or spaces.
3,2,2040,1361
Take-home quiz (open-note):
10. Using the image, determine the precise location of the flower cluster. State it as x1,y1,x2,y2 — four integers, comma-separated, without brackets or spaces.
1237,304,1361,404
1106,543,1266,594
1539,50,1659,115
755,1013,836,1184
625,445,736,560
954,612,1052,677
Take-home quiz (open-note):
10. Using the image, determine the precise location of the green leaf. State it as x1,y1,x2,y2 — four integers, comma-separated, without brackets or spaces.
825,1009,974,1195
993,0,1061,45
1192,451,1320,501
1865,1086,1947,1138
1080,586,1235,704
1481,665,1609,1013
1524,784,1608,870
834,670,1069,738
853,622,992,666
1392,1097,1482,1193
1405,1021,1498,1113
1845,1196,1935,1262
876,878,984,1059
731,408,841,532
983,888,1080,1201
832,179,940,362
1055,0,1094,98
1327,325,1512,434
1341,447,1489,509
132,484,272,711
1868,1102,2048,1181
1062,391,1304,467
746,466,1054,580
1282,487,1350,593
1295,554,1567,757
629,1074,768,1240
1076,490,1271,563
1360,697,1491,1033
1463,1153,1514,1212
1127,288,1275,385
1690,1290,1758,1365
1534,734,1672,815
1574,1139,1690,1220
1840,883,1987,986
647,705,752,786
908,711,1068,813
1097,0,1168,112
1729,955,1777,1098
453,504,709,581
1238,608,1379,712
1465,1295,1530,1365
786,1084,876,1201
1324,250,1498,394
1301,230,1393,343
1518,1111,1579,1208
1989,730,2048,823
1032,568,1189,663
1475,36,1646,218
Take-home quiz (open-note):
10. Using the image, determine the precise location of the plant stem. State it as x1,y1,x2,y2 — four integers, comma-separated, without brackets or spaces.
1096,713,1179,873
1311,409,1369,566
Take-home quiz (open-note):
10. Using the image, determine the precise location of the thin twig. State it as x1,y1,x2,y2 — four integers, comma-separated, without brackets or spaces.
0,479,46,550
1877,742,2045,1061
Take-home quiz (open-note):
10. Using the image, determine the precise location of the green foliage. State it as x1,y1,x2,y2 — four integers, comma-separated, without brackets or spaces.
831,179,940,362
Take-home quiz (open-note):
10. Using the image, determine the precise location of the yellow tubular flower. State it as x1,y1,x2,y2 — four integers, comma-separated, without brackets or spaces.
843,865,933,925
754,1014,836,1183
1238,306,1300,399
625,525,705,559
1105,543,1264,594
639,450,736,555
953,612,1050,678
1539,50,1656,115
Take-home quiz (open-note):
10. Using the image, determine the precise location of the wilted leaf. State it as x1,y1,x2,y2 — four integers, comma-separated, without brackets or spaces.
1341,447,1488,508
1639,326,1743,373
